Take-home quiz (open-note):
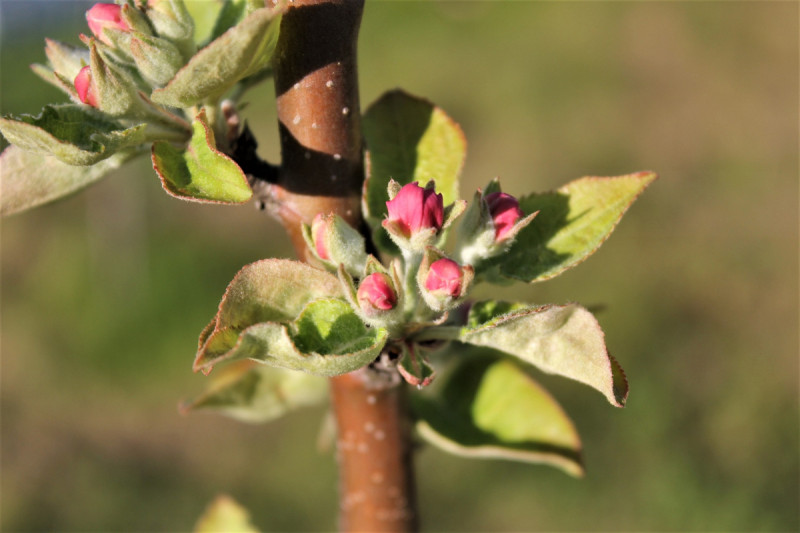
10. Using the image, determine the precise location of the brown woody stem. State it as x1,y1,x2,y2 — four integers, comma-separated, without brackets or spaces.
270,1,418,531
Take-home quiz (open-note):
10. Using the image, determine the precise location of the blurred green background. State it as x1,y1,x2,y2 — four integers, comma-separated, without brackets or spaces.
1,1,797,531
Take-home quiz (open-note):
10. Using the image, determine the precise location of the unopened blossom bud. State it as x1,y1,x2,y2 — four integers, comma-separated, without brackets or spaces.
311,213,331,261
385,182,444,237
424,258,464,298
74,65,98,107
86,3,130,45
485,191,523,241
357,273,397,313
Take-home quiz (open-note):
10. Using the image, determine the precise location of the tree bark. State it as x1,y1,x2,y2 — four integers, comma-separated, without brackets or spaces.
270,1,418,531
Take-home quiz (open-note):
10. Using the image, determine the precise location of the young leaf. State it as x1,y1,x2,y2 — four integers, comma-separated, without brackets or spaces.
362,90,466,248
194,494,259,533
151,109,252,203
214,259,344,331
459,301,628,407
195,299,388,377
488,172,656,283
413,356,584,477
0,145,136,216
151,6,284,108
181,360,328,424
0,105,147,166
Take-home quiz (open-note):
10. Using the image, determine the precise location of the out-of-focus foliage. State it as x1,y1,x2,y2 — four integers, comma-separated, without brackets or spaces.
1,1,797,531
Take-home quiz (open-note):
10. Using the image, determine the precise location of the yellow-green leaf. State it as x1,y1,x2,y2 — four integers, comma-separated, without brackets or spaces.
194,495,259,533
414,356,584,477
490,172,656,283
152,109,252,203
460,301,628,407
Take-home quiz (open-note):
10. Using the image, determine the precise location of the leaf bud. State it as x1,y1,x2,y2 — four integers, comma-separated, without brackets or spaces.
357,273,398,316
86,4,130,45
74,65,98,107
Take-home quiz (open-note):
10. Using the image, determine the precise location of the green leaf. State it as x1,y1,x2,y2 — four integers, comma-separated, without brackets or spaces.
459,301,628,407
489,172,657,283
0,105,147,166
194,259,386,376
151,109,252,203
0,145,137,216
215,259,344,330
151,6,283,108
363,90,466,249
184,1,225,44
194,494,259,533
413,356,584,477
181,360,328,424
196,299,388,377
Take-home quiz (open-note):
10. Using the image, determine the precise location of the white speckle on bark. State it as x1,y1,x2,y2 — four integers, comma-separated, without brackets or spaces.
326,80,334,88
374,430,386,441
342,107,350,115
333,153,341,160
292,114,301,125
366,395,376,405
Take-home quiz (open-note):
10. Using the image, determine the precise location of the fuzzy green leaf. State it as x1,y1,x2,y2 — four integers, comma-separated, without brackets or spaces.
363,90,466,249
194,260,386,376
181,360,328,424
194,495,259,533
151,6,283,107
0,145,137,216
215,259,344,331
195,299,388,377
0,105,146,166
413,356,584,476
488,172,657,283
459,301,628,407
151,109,251,203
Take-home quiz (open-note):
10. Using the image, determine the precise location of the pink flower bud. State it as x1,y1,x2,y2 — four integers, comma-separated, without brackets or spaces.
86,3,129,45
385,182,444,237
357,273,397,312
424,258,463,298
311,213,330,261
485,192,523,241
74,66,98,107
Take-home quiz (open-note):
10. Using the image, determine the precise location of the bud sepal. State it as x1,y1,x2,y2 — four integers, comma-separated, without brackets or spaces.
302,213,368,277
